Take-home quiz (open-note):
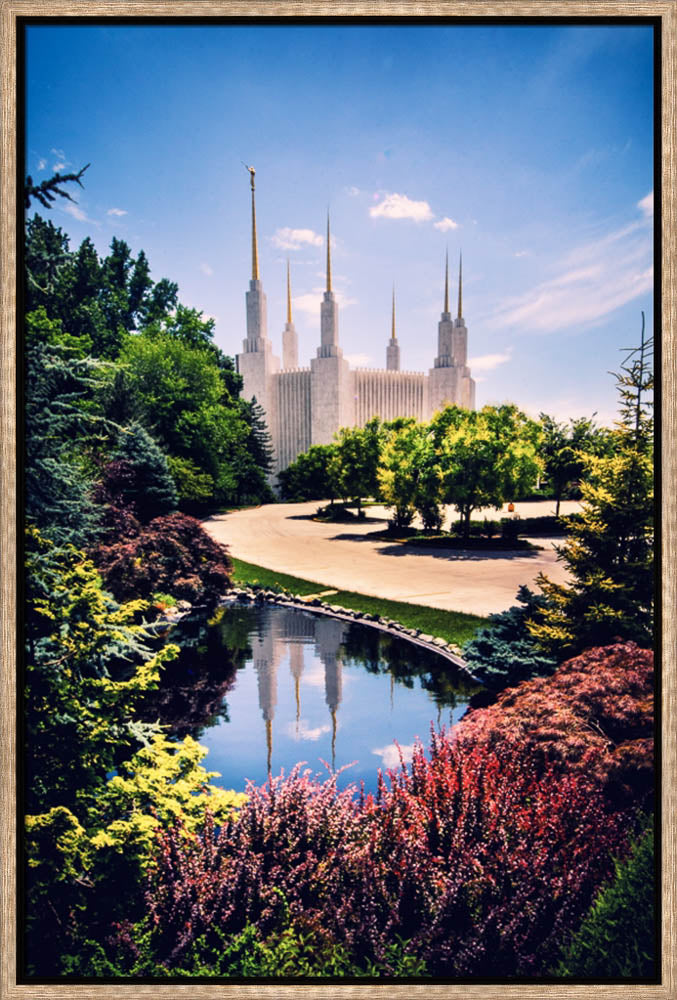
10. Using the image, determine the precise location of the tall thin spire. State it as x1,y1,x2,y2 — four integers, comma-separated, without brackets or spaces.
326,212,332,293
391,285,397,341
266,718,272,777
387,283,400,371
286,259,292,324
444,249,449,314
331,708,337,772
245,164,259,281
457,251,463,319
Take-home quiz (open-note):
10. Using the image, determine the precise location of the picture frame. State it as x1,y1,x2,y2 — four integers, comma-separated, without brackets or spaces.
1,3,674,997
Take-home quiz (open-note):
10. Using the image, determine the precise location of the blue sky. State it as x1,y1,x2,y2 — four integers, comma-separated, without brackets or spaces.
25,22,654,426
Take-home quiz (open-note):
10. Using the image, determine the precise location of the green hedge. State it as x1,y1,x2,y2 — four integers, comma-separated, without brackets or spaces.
554,816,656,978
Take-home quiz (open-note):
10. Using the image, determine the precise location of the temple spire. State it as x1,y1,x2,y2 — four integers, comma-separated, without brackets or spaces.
244,164,259,281
457,251,463,319
386,284,401,371
287,259,292,324
326,212,332,292
444,249,449,315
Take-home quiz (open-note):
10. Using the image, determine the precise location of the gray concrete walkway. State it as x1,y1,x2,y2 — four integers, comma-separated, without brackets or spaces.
204,500,581,618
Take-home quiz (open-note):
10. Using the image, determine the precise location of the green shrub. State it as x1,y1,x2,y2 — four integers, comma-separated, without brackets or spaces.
462,585,557,692
554,816,655,978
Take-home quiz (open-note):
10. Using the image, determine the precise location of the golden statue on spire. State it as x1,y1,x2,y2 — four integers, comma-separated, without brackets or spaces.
243,162,259,281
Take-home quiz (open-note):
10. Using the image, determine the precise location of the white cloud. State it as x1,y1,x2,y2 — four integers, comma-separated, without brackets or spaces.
37,158,47,171
638,190,653,218
520,396,615,428
372,743,415,770
287,719,331,741
302,663,328,687
370,192,434,223
200,262,214,276
468,349,512,372
345,353,373,367
346,185,361,197
433,216,459,232
514,250,530,258
492,213,653,334
62,202,88,222
50,148,69,170
294,288,358,315
107,207,128,217
271,227,323,250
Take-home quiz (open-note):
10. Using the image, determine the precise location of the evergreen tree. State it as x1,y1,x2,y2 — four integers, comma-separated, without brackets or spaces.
462,585,557,692
141,277,179,325
24,322,107,547
529,318,654,657
24,215,72,313
100,368,142,427
555,817,655,978
242,397,275,475
106,422,179,523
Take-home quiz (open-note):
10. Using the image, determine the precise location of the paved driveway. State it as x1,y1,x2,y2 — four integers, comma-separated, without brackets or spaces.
203,500,581,617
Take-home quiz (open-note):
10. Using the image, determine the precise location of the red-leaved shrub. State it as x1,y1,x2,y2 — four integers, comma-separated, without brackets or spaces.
91,511,231,606
115,745,631,976
456,641,654,809
110,641,653,976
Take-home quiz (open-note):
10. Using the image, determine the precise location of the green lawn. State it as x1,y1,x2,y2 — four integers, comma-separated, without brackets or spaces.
231,557,487,647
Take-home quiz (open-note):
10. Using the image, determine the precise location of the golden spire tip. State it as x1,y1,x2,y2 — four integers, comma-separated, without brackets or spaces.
458,251,463,319
326,211,332,293
391,284,397,341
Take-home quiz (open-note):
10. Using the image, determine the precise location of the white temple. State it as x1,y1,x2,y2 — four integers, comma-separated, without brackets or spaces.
237,168,475,475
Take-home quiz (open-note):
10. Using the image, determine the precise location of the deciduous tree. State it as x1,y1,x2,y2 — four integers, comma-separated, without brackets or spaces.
437,404,542,539
529,321,654,656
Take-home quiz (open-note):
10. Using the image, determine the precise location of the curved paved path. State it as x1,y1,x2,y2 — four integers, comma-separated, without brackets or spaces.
204,500,580,618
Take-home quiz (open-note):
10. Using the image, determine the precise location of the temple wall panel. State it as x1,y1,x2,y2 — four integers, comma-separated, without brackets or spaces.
275,369,312,473
353,370,428,426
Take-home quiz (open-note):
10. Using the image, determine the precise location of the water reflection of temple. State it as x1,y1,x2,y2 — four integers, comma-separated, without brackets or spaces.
251,607,346,775
314,617,345,769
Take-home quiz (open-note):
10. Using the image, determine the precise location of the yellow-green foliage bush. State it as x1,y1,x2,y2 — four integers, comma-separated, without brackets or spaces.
24,527,245,975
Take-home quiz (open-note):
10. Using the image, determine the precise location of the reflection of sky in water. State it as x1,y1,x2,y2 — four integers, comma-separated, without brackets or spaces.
199,605,471,797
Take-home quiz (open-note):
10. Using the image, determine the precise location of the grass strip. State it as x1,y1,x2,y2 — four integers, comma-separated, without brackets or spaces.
231,557,487,647
231,558,325,596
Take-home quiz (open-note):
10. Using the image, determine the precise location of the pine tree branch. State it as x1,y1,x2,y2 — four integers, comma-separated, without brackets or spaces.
25,163,90,210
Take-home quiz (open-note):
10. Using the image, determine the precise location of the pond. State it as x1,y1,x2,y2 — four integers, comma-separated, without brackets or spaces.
144,602,478,797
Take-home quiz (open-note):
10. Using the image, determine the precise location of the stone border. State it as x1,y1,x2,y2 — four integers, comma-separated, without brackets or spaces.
223,585,477,680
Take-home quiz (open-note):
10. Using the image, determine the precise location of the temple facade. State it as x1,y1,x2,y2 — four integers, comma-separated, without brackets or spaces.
237,168,475,476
